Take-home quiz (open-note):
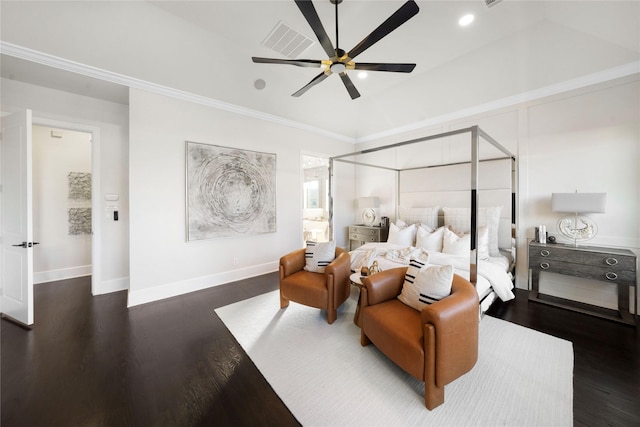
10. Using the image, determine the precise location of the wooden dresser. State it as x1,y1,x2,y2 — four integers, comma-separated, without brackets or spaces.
528,241,637,325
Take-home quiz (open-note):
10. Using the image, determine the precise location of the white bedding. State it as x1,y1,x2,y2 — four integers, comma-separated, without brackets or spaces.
349,242,515,303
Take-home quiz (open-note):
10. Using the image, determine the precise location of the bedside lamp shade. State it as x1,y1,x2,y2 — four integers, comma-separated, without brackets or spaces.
551,192,606,245
551,193,606,213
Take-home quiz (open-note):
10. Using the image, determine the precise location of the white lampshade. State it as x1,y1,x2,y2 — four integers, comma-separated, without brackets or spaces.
551,193,606,213
357,197,379,209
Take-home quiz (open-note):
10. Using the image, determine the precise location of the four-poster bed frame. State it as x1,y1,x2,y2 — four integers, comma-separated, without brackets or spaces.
328,125,518,284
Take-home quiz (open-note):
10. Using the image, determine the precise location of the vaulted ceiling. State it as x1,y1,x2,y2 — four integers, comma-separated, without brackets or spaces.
1,1,639,141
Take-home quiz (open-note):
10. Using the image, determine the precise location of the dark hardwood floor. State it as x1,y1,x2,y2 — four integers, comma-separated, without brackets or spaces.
2,275,639,426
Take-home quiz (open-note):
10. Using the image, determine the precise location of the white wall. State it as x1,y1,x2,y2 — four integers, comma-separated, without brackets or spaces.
32,125,92,283
127,89,353,306
355,74,640,312
1,78,130,294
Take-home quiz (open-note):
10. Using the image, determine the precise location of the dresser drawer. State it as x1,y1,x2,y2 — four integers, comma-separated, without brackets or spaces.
350,232,379,242
349,226,379,237
529,246,636,271
529,256,636,286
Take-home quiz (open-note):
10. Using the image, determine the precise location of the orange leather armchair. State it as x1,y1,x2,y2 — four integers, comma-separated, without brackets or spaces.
279,246,351,324
360,267,479,410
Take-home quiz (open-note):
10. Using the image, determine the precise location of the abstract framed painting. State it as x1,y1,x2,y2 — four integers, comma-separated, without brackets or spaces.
186,141,277,241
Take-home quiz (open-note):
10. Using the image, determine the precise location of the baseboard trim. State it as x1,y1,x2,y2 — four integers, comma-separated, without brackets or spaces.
126,262,278,308
94,277,129,295
34,265,92,284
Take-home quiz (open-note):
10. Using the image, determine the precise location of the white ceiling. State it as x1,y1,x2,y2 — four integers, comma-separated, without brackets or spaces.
1,0,639,140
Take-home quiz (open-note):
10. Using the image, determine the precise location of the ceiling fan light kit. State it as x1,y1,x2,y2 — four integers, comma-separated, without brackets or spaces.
252,0,420,100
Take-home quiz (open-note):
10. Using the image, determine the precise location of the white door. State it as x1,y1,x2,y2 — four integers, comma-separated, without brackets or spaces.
1,110,35,326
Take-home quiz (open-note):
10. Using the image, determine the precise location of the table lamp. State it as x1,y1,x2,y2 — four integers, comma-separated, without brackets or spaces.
551,192,606,246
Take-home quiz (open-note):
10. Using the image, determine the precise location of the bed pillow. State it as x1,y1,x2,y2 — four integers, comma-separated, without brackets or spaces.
388,222,417,246
398,260,454,311
398,206,440,229
304,240,336,273
443,206,503,256
442,226,490,259
442,227,470,256
415,226,447,252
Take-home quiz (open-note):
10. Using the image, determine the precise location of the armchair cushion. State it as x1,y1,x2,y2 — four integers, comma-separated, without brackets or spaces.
398,262,454,311
361,299,425,379
304,240,336,273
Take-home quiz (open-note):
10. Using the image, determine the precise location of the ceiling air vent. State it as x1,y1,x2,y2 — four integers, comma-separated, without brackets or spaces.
485,0,503,8
261,21,315,59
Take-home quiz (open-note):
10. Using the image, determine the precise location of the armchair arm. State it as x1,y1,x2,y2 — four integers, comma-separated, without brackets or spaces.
325,247,350,288
279,248,305,279
421,274,479,387
361,267,407,306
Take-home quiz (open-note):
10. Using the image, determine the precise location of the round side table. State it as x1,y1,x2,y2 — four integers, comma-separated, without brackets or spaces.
349,272,365,326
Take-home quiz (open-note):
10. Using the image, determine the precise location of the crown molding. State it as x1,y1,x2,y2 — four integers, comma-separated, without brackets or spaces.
0,41,356,144
356,61,640,143
2,41,637,146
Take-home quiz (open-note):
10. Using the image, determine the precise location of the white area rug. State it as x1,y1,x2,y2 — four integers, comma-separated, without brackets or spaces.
216,290,573,426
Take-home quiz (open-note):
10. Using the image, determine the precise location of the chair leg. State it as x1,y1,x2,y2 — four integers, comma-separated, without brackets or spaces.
280,291,289,309
327,307,336,324
424,380,444,410
360,330,371,346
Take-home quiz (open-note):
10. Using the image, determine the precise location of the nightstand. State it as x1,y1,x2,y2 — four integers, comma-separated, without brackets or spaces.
528,241,637,325
348,224,388,251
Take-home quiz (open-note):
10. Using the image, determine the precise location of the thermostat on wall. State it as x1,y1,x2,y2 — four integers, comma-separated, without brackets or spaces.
104,194,119,201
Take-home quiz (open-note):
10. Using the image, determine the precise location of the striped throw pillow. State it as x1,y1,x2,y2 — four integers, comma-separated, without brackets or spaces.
304,240,336,273
398,259,454,311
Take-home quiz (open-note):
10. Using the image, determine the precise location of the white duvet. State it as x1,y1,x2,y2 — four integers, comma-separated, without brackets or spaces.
350,243,515,302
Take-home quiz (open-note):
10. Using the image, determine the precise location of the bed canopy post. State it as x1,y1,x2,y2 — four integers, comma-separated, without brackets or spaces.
470,126,479,285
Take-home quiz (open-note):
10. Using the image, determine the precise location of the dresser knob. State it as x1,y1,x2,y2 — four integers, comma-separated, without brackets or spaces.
605,258,618,266
540,250,550,257
540,262,550,270
605,272,618,281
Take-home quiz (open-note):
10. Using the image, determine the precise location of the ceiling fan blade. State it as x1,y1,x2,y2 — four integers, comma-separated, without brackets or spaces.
252,57,323,68
339,73,361,100
292,71,329,97
294,0,336,58
354,62,416,73
347,0,419,60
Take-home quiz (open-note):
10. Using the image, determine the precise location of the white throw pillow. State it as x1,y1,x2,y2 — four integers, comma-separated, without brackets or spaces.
415,226,447,252
395,219,409,228
304,240,336,273
442,227,470,256
387,223,416,246
443,206,503,256
442,226,490,259
398,261,454,311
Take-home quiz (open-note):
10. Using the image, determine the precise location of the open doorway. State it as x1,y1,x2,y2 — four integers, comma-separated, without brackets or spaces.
32,125,92,285
302,155,329,244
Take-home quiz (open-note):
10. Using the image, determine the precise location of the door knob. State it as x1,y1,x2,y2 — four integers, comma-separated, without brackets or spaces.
12,242,27,248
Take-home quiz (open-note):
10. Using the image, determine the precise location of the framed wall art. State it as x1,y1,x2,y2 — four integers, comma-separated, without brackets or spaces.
67,172,92,235
186,141,276,241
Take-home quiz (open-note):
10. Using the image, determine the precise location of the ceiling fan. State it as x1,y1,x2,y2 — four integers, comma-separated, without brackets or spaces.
252,0,419,100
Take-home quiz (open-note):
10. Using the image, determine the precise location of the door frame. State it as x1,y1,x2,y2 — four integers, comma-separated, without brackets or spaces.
33,117,102,295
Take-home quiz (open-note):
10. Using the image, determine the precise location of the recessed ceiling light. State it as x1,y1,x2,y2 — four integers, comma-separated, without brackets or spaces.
358,72,368,79
459,14,475,27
